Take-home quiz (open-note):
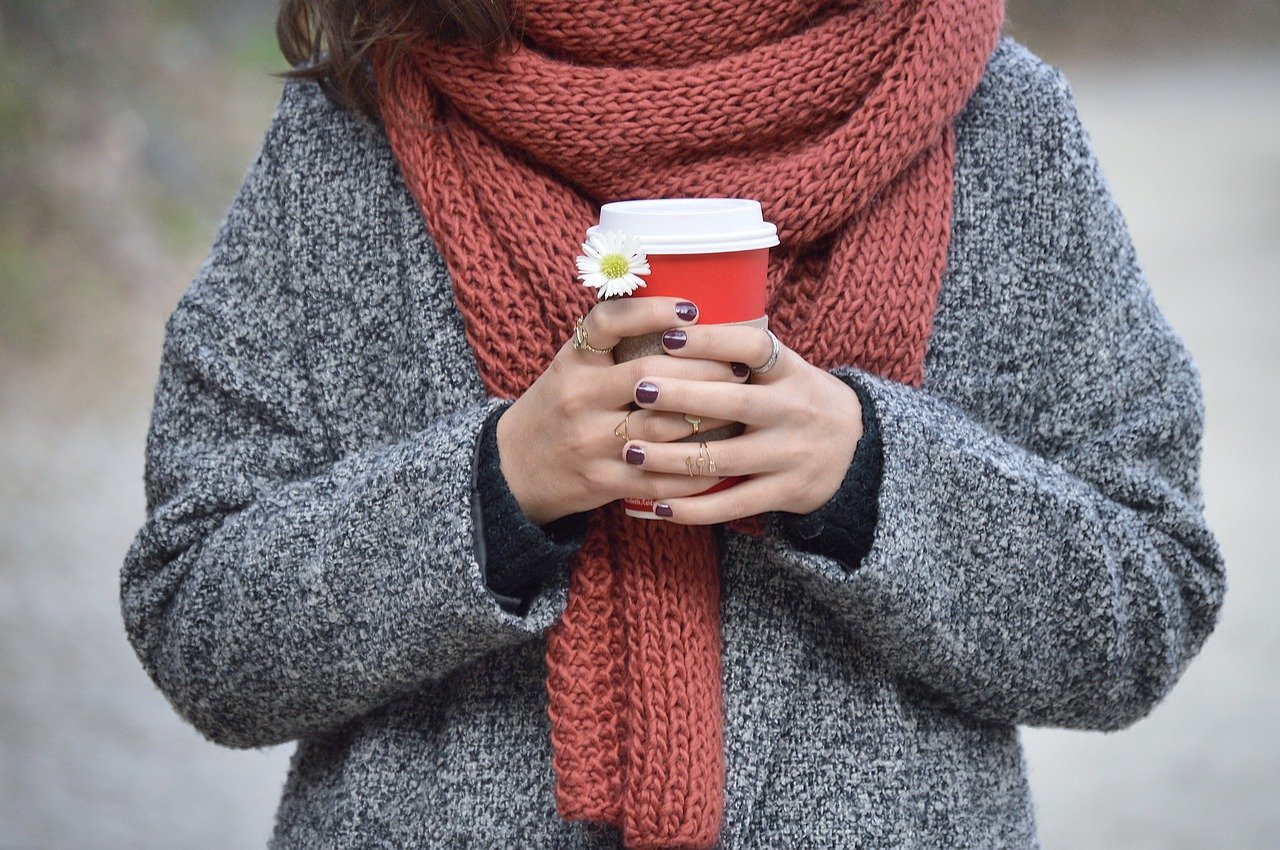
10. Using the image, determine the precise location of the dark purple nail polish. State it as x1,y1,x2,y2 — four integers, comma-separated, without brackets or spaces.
662,329,687,350
655,503,674,517
636,381,659,404
675,301,698,322
731,361,749,378
626,445,645,465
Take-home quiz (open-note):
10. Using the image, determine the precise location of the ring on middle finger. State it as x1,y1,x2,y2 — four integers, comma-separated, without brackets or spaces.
685,453,701,477
684,413,701,436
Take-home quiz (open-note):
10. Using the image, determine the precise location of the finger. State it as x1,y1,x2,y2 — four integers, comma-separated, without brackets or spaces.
650,474,782,526
603,353,750,408
578,296,700,353
658,324,790,382
604,463,728,502
631,375,776,426
610,409,740,444
621,429,784,478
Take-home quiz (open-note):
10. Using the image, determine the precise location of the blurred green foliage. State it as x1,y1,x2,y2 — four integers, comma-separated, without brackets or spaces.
1005,0,1280,51
0,0,1276,371
1,0,288,368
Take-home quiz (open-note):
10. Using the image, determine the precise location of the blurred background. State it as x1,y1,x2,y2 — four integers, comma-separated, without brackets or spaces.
1,1,1277,847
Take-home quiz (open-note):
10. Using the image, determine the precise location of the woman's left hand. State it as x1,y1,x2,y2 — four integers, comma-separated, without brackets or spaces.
623,323,864,525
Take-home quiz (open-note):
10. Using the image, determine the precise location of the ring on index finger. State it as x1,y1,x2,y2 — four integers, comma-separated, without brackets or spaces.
572,315,615,355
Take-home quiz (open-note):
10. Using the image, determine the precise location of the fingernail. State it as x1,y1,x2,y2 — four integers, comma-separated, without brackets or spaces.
675,302,698,322
655,503,674,517
731,361,749,378
635,381,659,404
662,329,687,350
626,445,645,465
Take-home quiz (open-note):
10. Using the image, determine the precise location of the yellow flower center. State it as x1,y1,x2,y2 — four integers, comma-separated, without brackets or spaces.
600,253,630,279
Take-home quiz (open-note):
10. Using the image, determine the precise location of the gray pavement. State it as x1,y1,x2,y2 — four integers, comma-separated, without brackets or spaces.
1,53,1276,849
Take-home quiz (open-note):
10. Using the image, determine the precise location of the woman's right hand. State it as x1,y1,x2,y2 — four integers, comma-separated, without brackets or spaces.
495,297,750,525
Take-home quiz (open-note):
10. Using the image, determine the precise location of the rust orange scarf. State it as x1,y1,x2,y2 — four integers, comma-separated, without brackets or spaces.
371,0,1002,845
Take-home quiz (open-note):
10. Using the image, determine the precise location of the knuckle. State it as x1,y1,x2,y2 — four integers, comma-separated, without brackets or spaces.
674,358,722,384
774,390,804,422
643,475,670,501
777,440,806,470
643,348,681,374
587,300,618,338
580,462,612,496
725,390,752,423
720,493,749,521
780,476,807,507
555,380,586,414
634,412,664,442
712,443,736,477
648,298,678,330
622,358,644,387
549,351,569,378
563,418,593,456
625,471,662,501
626,355,664,385
676,474,711,497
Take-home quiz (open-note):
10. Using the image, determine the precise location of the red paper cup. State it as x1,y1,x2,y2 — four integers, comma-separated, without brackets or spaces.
585,198,779,520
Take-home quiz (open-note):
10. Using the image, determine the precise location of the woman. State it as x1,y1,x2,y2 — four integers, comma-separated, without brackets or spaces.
119,0,1228,846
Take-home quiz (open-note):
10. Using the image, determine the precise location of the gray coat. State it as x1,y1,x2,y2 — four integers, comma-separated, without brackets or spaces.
120,37,1228,848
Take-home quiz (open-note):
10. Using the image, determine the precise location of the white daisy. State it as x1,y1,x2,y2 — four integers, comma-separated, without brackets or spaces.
575,229,651,299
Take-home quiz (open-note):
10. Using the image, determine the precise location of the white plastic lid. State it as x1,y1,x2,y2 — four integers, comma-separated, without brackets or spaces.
588,197,780,255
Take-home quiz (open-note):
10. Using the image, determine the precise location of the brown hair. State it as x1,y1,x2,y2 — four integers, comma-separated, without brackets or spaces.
274,0,522,125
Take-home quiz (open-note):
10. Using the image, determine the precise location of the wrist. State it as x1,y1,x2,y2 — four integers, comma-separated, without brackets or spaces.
806,369,865,511
495,401,559,526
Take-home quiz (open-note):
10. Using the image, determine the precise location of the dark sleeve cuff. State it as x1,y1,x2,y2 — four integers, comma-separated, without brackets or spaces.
474,402,591,616
768,371,883,572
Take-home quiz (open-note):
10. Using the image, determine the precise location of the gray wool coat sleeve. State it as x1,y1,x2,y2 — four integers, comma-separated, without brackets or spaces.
769,375,883,569
763,62,1227,734
477,379,883,612
474,400,591,615
118,97,572,750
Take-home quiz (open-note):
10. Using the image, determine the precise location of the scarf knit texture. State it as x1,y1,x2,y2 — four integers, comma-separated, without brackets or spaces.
371,0,1003,845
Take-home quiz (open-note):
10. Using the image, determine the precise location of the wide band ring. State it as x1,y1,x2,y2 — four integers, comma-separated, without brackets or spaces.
572,315,614,355
750,328,780,375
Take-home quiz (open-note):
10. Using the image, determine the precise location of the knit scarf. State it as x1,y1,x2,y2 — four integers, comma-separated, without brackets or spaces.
370,0,1002,845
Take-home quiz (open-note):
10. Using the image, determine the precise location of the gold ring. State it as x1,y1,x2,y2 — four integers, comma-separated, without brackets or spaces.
683,413,701,436
614,411,633,441
685,441,716,477
572,315,614,355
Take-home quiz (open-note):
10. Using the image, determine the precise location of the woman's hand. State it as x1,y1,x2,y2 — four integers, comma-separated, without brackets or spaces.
623,324,864,525
496,297,749,525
